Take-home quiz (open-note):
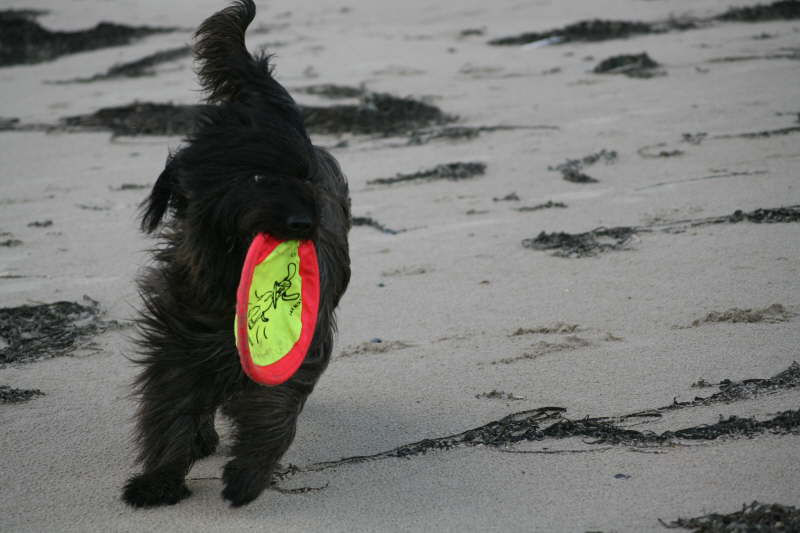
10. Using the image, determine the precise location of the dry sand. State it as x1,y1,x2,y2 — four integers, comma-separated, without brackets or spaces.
1,0,799,531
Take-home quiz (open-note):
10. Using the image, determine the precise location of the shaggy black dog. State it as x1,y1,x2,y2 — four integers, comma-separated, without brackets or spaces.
123,0,350,508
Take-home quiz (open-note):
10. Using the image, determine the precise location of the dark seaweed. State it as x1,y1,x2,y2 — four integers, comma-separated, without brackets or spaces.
0,117,20,130
277,407,800,478
493,192,520,202
716,1,800,22
0,239,23,247
0,10,175,67
27,220,52,228
53,45,191,83
548,149,616,183
489,2,800,47
110,183,148,191
0,297,114,365
302,92,455,136
59,92,452,137
725,206,800,223
351,216,405,235
367,162,486,186
407,124,556,145
661,501,800,532
489,19,657,46
266,364,800,480
713,126,800,139
515,201,568,212
0,385,44,403
523,227,638,257
593,53,662,78
62,102,208,136
295,84,365,99
525,206,800,257
475,390,526,401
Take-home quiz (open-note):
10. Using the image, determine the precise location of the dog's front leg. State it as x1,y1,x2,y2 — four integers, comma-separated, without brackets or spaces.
221,383,306,507
123,367,219,508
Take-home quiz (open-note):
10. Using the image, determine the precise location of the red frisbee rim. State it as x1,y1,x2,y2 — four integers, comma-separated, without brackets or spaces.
235,233,320,386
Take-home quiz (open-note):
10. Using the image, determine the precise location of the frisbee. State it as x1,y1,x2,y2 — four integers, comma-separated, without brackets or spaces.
235,233,320,385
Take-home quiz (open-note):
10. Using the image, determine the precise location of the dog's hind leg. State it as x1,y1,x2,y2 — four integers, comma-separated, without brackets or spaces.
220,382,306,507
123,366,222,507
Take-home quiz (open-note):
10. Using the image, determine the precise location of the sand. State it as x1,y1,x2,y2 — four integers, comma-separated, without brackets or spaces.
1,0,799,531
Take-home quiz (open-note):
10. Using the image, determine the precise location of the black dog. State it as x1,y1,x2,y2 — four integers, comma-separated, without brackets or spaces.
123,0,350,508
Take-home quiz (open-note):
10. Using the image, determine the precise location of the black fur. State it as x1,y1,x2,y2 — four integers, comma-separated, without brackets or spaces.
123,0,350,508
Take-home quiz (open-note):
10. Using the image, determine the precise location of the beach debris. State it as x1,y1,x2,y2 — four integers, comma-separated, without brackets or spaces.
110,183,148,191
491,336,592,365
0,9,175,67
294,84,365,99
524,206,800,257
515,201,568,212
367,162,486,186
713,125,800,139
267,364,800,480
0,296,115,365
27,220,52,228
459,28,486,37
682,132,707,145
548,149,617,183
489,19,657,46
636,143,684,158
407,124,556,146
60,92,453,137
76,203,111,211
0,239,24,247
51,46,191,83
63,102,205,136
690,303,792,326
488,2,800,47
301,92,455,136
511,323,580,335
723,206,800,223
278,406,800,478
657,362,800,411
337,340,413,359
0,385,44,403
0,117,20,130
661,501,800,532
523,226,638,257
593,53,664,78
351,216,406,235
707,50,800,62
715,1,800,22
475,390,526,401
493,192,520,202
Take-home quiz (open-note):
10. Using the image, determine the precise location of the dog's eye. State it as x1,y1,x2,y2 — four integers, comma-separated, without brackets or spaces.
253,174,267,183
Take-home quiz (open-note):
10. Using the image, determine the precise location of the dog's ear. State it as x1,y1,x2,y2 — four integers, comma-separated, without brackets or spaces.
193,0,307,136
140,158,177,233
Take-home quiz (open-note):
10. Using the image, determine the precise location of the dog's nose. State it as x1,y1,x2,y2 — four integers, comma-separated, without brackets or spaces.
286,214,313,233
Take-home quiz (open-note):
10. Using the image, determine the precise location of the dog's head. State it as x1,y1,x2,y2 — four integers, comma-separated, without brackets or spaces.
141,0,322,246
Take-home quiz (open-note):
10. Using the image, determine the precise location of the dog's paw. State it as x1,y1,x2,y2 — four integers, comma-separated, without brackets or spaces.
122,472,191,508
194,424,220,459
221,460,270,507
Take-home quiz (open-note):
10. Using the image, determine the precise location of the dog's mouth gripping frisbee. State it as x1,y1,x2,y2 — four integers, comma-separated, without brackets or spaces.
235,233,320,385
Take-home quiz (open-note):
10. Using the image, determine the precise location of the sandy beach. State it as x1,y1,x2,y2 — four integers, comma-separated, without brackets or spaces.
1,0,799,531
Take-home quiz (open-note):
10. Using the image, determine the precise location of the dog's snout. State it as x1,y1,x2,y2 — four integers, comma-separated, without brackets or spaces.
286,214,313,233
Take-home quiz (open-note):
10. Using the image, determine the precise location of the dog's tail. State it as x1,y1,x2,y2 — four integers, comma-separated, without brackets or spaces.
194,0,257,103
194,0,302,128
